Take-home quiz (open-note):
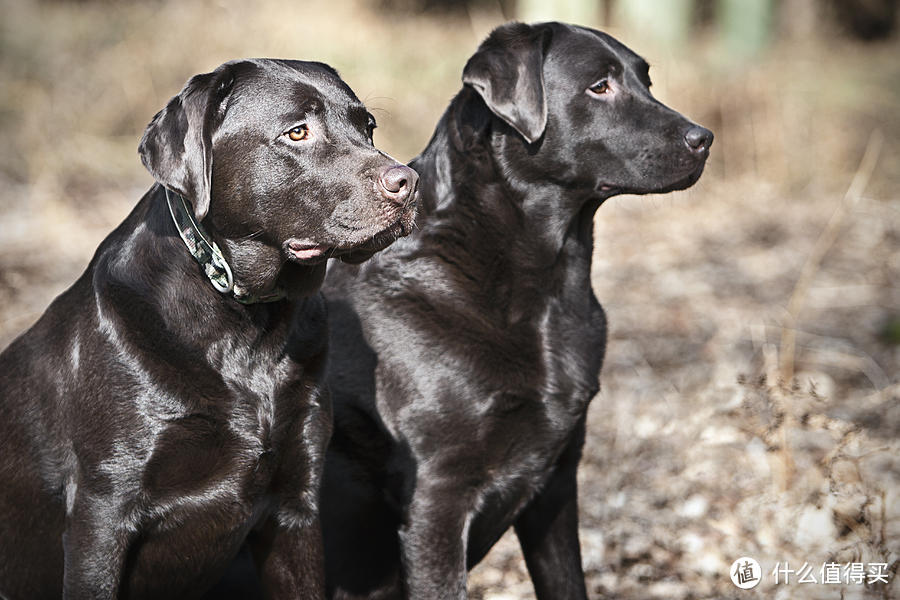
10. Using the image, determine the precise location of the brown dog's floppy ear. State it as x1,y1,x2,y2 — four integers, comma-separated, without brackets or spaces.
462,22,551,144
138,65,235,221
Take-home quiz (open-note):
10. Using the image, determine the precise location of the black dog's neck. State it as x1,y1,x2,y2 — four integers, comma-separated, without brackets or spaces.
413,88,601,275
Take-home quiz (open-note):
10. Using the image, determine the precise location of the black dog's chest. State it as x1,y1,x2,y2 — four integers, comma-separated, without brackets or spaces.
449,295,606,557
381,283,605,486
479,292,606,415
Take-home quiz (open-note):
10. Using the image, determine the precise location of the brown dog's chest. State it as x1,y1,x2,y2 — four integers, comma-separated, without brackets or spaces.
140,362,318,493
121,381,318,597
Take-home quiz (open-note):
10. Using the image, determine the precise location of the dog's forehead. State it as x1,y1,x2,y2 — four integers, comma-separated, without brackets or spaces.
230,59,363,115
548,24,648,77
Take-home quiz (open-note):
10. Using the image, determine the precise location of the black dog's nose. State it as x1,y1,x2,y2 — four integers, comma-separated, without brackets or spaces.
378,165,418,204
684,125,713,153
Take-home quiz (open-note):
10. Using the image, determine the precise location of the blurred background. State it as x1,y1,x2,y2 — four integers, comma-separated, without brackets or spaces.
1,0,898,597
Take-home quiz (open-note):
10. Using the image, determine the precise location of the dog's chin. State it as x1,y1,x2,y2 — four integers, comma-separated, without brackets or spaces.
596,161,707,199
653,162,707,194
283,206,417,266
338,208,418,264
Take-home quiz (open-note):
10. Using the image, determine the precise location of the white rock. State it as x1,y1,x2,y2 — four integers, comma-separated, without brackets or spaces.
634,414,661,438
648,580,689,599
746,436,772,478
696,550,727,576
794,370,835,399
678,494,709,518
700,424,744,445
794,504,837,550
679,531,705,554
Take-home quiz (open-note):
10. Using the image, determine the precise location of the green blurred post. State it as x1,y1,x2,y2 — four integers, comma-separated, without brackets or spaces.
517,0,602,27
718,0,774,58
614,0,694,46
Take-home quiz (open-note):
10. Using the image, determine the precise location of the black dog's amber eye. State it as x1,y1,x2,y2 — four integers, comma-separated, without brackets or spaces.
286,125,310,142
588,80,610,95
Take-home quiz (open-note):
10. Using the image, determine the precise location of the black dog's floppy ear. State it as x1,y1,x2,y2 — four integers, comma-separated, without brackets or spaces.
138,64,235,221
462,22,551,144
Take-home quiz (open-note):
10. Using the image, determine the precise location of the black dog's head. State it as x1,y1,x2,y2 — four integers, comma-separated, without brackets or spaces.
139,59,417,296
461,22,712,200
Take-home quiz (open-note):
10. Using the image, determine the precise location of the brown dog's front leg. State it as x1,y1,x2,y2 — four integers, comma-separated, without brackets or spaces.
62,496,131,600
250,386,331,599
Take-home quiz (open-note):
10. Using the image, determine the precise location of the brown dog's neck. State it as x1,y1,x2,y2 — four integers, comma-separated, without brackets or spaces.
147,184,326,305
217,235,328,301
90,186,319,349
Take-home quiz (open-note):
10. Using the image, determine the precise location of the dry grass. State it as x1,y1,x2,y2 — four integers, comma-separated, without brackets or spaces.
1,1,899,598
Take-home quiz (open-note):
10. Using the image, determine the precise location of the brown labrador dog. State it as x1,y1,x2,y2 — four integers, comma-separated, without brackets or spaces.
0,58,417,600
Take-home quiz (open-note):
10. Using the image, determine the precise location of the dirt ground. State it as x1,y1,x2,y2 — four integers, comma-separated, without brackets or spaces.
1,1,898,598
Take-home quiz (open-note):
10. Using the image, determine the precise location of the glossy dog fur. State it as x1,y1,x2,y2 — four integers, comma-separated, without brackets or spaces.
0,59,416,600
321,22,712,599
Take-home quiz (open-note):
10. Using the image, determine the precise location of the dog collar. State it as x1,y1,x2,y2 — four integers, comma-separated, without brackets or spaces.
164,188,286,305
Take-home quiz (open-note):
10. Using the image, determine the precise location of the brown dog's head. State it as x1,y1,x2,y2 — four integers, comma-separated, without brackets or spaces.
139,59,417,298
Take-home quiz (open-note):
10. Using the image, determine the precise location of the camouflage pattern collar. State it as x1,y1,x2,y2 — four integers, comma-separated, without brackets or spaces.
164,188,286,305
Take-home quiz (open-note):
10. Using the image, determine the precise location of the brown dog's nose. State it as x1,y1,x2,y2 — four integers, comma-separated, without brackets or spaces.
684,125,714,153
378,165,418,204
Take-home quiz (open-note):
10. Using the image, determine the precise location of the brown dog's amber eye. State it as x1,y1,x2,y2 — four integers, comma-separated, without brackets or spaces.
286,125,310,141
589,80,610,95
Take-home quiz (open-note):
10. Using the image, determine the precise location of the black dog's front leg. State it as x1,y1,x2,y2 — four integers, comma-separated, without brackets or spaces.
251,512,325,600
513,424,589,600
62,495,132,600
400,481,470,600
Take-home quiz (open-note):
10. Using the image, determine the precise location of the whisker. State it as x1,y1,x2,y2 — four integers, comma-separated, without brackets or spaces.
235,230,265,241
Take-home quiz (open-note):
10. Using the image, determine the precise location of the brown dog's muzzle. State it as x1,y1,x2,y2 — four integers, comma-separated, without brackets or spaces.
377,164,419,207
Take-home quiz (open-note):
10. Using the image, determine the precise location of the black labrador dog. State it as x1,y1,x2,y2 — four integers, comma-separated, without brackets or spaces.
0,59,417,600
321,22,712,599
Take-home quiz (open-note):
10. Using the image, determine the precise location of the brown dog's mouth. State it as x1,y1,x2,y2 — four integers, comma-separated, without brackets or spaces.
286,241,331,262
284,204,417,265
